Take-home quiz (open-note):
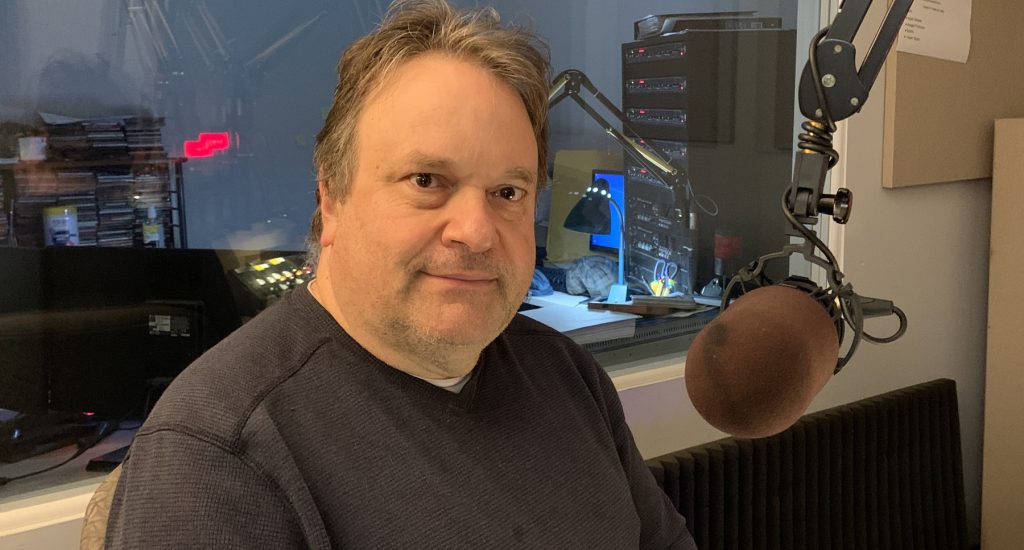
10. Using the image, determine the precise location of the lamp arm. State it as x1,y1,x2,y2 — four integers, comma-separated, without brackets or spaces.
548,69,703,285
548,70,693,210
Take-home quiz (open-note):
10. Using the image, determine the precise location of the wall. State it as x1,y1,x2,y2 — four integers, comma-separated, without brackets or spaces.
619,2,991,545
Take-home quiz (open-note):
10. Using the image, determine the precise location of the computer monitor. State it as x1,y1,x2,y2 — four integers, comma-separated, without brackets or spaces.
588,169,625,253
0,247,247,418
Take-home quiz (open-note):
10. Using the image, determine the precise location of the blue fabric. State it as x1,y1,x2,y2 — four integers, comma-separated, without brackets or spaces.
527,268,553,296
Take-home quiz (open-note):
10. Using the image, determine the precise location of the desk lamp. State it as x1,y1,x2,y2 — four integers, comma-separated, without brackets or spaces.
563,178,628,304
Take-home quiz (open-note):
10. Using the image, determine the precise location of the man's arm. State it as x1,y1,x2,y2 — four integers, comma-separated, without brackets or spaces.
105,429,306,549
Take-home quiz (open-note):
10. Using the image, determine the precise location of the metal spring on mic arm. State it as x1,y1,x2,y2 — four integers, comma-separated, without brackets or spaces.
798,25,841,167
797,120,839,168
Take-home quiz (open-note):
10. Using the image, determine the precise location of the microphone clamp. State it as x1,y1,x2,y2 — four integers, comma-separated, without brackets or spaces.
720,190,906,374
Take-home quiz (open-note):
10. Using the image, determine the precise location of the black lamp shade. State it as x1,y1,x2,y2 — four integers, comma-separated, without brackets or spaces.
563,178,612,235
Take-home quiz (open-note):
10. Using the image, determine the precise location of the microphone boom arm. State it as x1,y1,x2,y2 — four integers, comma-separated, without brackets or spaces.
726,0,913,372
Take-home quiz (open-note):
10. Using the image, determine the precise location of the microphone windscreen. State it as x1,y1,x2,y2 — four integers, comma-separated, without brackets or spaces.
686,285,840,438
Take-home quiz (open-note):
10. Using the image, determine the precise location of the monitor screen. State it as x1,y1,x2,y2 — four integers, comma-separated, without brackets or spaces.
589,170,625,253
0,247,251,417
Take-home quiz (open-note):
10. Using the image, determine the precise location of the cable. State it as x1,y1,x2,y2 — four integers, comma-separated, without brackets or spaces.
862,305,908,344
806,26,838,134
0,419,119,487
627,275,655,295
796,27,840,167
0,385,155,487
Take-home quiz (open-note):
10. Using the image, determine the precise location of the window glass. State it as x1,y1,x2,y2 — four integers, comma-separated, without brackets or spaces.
0,0,817,490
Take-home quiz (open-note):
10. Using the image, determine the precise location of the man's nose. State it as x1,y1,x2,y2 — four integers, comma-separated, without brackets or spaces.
440,191,497,253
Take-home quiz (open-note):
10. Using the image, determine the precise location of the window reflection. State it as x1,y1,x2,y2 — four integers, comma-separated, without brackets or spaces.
0,0,811,479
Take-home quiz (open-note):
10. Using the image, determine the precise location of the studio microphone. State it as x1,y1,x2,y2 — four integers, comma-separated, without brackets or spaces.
676,0,915,439
685,282,839,439
684,223,907,439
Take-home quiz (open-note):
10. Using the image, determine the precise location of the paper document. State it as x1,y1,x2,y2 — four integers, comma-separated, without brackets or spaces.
896,0,972,63
525,292,591,308
520,303,638,345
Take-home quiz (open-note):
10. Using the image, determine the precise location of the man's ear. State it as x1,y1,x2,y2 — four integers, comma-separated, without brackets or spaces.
318,176,338,248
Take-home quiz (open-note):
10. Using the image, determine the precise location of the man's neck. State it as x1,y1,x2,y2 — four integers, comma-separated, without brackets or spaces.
306,278,479,379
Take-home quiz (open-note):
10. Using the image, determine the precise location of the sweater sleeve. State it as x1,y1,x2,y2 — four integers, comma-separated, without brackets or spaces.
104,429,306,549
593,366,698,550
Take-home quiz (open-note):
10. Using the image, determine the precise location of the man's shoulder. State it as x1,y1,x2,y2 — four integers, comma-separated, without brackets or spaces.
499,313,607,381
139,288,333,446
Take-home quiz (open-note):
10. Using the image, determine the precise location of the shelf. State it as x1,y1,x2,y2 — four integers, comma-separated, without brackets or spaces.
14,157,187,170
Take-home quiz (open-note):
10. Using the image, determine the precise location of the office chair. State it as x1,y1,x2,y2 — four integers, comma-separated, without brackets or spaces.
79,465,122,550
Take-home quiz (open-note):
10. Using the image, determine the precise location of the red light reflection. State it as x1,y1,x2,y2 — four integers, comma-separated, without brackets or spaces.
184,132,230,158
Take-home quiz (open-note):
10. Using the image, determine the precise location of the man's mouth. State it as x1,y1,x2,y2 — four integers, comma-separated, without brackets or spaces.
423,270,499,283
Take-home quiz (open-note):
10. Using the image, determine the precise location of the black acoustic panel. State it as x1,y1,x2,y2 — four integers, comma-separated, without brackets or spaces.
708,445,726,550
679,453,697,538
897,389,916,550
658,457,680,509
790,423,807,550
693,449,711,548
647,379,967,550
766,435,781,549
752,437,768,546
862,398,884,550
803,421,820,550
718,440,741,550
778,430,794,550
947,382,969,550
826,411,844,550
737,439,755,550
851,403,868,549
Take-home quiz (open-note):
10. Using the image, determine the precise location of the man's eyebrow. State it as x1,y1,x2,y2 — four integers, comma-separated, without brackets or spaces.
381,152,454,181
503,166,537,186
394,151,537,186
400,152,456,171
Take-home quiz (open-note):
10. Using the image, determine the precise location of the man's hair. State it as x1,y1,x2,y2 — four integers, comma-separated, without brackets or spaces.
306,0,551,266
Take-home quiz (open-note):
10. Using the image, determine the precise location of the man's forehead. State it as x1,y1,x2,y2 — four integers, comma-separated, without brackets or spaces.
362,54,529,120
363,54,477,107
353,54,539,183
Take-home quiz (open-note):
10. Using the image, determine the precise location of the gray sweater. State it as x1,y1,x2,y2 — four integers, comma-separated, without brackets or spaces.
106,286,696,549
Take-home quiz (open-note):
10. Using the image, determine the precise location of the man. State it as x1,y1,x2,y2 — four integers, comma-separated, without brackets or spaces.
105,1,697,548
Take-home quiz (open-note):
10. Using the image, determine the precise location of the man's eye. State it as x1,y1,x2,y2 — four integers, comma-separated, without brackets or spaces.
495,186,527,202
411,173,437,188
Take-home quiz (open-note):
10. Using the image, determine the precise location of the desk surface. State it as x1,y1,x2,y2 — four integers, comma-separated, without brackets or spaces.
0,429,132,504
0,429,135,546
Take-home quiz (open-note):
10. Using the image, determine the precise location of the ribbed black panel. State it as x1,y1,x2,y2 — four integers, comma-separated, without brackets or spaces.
647,379,967,550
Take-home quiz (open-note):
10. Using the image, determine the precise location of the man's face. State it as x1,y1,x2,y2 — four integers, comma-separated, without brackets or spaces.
318,54,538,372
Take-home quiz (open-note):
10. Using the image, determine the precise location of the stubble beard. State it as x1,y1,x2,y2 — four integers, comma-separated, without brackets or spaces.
371,253,525,375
